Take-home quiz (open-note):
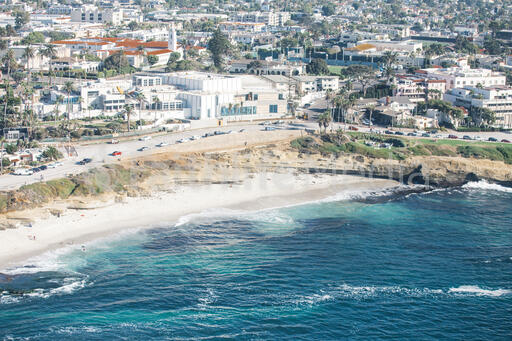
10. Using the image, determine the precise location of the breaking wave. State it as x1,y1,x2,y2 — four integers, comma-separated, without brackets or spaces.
462,180,512,193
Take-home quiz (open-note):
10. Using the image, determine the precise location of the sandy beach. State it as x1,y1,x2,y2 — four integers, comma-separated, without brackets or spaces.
0,171,399,269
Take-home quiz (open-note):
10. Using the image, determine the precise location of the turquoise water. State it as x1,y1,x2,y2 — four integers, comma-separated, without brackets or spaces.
1,183,512,340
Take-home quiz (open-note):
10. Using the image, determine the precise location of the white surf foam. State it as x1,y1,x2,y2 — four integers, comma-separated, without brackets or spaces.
462,180,512,193
448,285,511,297
0,277,89,304
289,283,510,306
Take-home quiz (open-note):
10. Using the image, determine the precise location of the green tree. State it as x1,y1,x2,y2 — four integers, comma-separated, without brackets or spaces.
306,58,329,75
41,44,57,88
317,111,332,133
123,104,134,131
207,28,231,70
14,10,30,30
147,55,158,65
321,4,335,16
41,146,63,160
342,65,375,96
63,81,74,121
21,32,45,45
103,51,131,73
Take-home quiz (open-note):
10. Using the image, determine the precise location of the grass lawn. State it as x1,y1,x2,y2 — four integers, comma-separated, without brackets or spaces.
328,65,344,75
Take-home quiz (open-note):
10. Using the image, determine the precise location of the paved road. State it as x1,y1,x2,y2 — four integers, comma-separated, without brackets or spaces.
0,123,265,191
2,120,511,191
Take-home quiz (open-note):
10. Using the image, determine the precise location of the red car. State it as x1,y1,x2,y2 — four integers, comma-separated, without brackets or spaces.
448,134,458,139
501,139,511,143
111,151,122,156
349,126,359,131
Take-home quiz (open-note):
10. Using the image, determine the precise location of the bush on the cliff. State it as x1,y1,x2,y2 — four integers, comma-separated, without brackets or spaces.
496,146,512,164
456,146,504,161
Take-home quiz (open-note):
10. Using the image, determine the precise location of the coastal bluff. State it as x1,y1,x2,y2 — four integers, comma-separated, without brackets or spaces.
0,131,510,222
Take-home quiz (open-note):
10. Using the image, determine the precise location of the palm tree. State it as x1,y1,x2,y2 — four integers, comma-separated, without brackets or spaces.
136,45,147,67
136,92,146,124
152,96,161,122
2,49,16,130
367,105,375,129
0,136,6,174
123,104,134,131
317,111,332,133
41,44,57,88
22,45,35,85
55,94,64,124
63,81,74,121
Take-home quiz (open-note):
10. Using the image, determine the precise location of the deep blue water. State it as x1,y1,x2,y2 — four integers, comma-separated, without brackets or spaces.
1,183,512,340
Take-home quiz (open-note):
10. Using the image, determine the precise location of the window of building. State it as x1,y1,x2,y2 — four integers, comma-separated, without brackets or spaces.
269,104,278,113
90,13,94,21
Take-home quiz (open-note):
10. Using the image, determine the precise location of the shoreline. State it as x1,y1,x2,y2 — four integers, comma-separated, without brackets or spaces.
0,172,400,270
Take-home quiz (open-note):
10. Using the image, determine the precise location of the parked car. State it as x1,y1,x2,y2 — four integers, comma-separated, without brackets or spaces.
190,135,201,140
13,168,33,176
264,126,276,131
448,134,458,139
203,132,214,138
463,135,472,140
348,126,359,131
31,167,41,173
177,138,188,143
39,165,48,171
488,137,498,142
501,139,511,143
78,158,92,165
110,139,119,144
407,132,416,136
139,136,152,141
111,151,122,156
138,146,149,152
239,129,246,133
421,133,431,137
156,142,169,147
395,131,404,136
47,161,63,168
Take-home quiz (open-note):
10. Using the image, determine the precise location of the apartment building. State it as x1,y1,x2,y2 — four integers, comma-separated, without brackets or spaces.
292,76,339,93
417,66,506,90
232,11,291,26
70,5,123,25
393,75,446,102
444,86,512,129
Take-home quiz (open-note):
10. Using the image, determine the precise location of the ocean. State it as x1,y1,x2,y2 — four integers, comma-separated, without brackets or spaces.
1,181,511,340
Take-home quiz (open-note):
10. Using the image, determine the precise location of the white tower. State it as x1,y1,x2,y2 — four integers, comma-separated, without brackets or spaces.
168,23,177,51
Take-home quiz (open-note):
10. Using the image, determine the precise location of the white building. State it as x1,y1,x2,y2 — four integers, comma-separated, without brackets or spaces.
444,86,512,129
70,5,123,25
292,76,339,94
417,66,506,90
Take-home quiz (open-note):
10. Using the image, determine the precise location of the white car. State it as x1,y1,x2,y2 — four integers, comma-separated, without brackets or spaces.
190,135,201,140
13,168,33,176
176,138,188,143
139,136,152,141
156,142,169,147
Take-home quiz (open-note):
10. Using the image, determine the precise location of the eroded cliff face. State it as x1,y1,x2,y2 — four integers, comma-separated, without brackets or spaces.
0,140,511,221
